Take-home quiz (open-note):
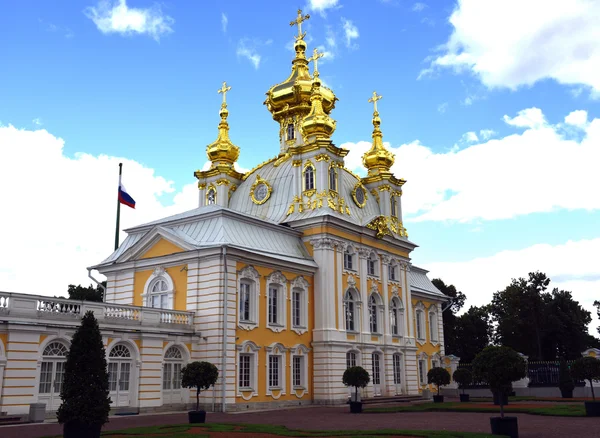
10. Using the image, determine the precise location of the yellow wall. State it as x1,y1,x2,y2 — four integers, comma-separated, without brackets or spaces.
235,262,314,403
412,297,443,391
139,238,184,259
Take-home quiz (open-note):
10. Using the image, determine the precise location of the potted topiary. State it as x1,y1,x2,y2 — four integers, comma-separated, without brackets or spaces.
473,346,526,438
181,361,219,423
342,366,370,413
57,311,111,438
427,367,451,403
558,358,575,399
570,356,600,417
453,368,472,402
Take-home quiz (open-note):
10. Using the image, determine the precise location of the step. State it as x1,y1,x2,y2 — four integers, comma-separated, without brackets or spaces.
361,395,425,405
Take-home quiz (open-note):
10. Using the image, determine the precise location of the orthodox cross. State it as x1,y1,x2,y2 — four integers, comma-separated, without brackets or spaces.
290,9,310,40
368,91,383,113
218,81,231,105
308,48,325,76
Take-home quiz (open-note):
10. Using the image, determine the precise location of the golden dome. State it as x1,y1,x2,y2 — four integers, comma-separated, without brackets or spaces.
362,92,395,174
264,10,337,124
206,82,240,168
301,68,336,141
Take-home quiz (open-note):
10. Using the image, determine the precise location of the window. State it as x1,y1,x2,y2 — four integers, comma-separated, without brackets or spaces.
239,282,251,322
367,253,378,277
268,286,279,324
371,353,381,386
293,356,304,387
304,164,315,191
344,289,358,332
368,294,381,333
143,267,174,310
239,354,251,388
432,359,440,369
430,311,439,342
390,195,397,218
150,278,169,309
290,276,309,332
266,272,287,330
292,288,302,327
415,305,426,341
268,355,280,388
238,266,259,328
418,359,427,385
207,187,216,205
39,341,68,395
163,346,183,391
388,263,397,281
344,247,354,270
393,354,402,385
287,123,295,141
390,297,404,336
346,351,357,369
329,167,337,192
108,344,132,393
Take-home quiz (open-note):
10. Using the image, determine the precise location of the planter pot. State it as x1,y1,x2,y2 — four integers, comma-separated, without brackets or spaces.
459,394,470,403
63,421,102,438
584,401,600,417
349,401,362,414
490,416,518,438
421,389,431,399
493,392,509,406
560,388,573,399
188,410,206,424
433,395,444,403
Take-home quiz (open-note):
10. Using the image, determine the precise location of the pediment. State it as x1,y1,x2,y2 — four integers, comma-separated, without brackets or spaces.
118,227,195,263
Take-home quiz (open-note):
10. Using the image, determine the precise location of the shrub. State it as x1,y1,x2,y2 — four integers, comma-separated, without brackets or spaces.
342,366,370,402
427,367,451,396
472,346,527,418
452,368,473,395
57,311,111,427
181,361,219,412
558,358,575,394
570,357,600,401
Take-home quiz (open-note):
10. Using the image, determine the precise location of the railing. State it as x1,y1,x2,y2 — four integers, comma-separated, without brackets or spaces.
0,291,194,329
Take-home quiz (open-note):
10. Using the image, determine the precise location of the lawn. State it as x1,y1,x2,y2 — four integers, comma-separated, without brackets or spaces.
471,395,594,403
47,423,502,438
366,402,585,417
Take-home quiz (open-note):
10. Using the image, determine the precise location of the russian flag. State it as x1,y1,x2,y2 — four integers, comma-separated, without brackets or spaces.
118,177,136,209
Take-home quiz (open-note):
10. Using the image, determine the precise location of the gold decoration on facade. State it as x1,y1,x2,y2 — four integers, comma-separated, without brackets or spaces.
292,160,302,167
273,152,291,167
362,91,395,175
366,216,408,239
370,188,380,203
198,183,207,190
286,190,351,216
249,175,273,205
378,184,392,192
315,154,330,161
216,178,230,186
205,81,240,168
241,156,278,181
351,182,368,208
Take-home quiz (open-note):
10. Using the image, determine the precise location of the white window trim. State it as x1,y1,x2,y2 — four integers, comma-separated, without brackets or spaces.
393,353,403,386
238,266,260,331
265,343,287,398
431,353,442,370
266,271,287,333
346,350,359,369
343,246,356,272
142,266,175,310
290,344,310,398
367,252,379,278
291,276,309,335
236,341,260,400
429,306,440,345
418,356,428,386
343,288,360,333
368,290,384,335
390,296,405,338
388,261,399,283
414,301,426,345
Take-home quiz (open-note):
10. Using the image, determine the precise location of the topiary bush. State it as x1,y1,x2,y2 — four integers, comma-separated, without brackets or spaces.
558,358,575,397
570,356,600,401
427,367,451,396
472,346,527,418
181,361,219,412
342,366,370,403
453,367,473,395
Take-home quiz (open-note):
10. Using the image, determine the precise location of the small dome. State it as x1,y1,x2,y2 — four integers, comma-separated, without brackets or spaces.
301,76,337,141
206,104,240,168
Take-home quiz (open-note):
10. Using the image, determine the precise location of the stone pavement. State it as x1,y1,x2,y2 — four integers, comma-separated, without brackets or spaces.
0,406,597,438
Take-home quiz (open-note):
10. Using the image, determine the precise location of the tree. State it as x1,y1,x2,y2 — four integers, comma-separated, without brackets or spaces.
472,346,527,418
432,278,466,357
342,366,370,403
57,311,110,436
181,361,219,412
594,301,600,336
570,357,600,401
427,367,451,396
67,283,106,302
453,305,493,363
558,358,575,398
452,368,473,395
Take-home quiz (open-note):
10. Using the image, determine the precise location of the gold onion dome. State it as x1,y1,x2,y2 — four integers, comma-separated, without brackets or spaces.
362,91,395,175
206,81,240,167
264,9,338,123
301,49,336,140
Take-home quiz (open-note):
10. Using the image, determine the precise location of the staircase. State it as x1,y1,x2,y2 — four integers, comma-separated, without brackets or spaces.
361,394,426,405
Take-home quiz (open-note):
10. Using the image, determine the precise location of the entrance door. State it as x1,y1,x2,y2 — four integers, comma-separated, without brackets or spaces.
38,341,68,411
393,354,403,395
163,362,183,404
108,345,132,408
371,353,382,396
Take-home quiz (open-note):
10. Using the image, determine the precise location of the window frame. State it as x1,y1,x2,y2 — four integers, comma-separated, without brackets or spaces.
266,271,287,332
367,252,379,277
418,358,427,386
368,293,383,334
206,186,217,205
236,341,260,398
415,302,426,343
303,163,316,192
393,353,403,385
429,307,439,343
346,351,358,369
343,246,355,271
328,165,338,193
266,343,287,395
237,266,260,330
287,123,295,141
142,267,175,310
344,289,359,332
390,297,404,337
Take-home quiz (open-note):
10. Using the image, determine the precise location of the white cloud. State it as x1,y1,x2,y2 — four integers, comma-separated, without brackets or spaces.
236,39,261,69
0,125,197,296
341,107,600,222
479,129,496,140
420,0,600,96
342,18,359,49
437,102,448,113
32,118,43,126
221,13,228,33
307,0,340,16
502,107,546,129
564,110,588,127
84,0,174,41
460,131,478,143
424,238,600,336
412,3,427,12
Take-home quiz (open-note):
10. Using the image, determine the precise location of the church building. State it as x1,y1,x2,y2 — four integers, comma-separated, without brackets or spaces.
0,9,451,416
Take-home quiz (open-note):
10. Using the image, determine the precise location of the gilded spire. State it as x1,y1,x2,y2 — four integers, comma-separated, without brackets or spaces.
301,67,336,141
290,9,310,41
206,81,240,168
362,91,395,175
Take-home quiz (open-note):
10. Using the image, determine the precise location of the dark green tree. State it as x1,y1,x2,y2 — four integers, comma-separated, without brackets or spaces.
432,278,466,357
342,366,370,403
452,368,473,395
181,361,219,412
570,357,600,401
67,283,106,302
594,301,600,336
454,305,493,363
427,367,451,396
57,311,110,429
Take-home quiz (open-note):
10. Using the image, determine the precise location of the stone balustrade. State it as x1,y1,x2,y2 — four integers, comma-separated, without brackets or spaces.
0,291,195,331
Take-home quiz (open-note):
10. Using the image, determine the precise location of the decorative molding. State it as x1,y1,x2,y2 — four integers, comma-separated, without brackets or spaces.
347,275,357,288
315,153,330,161
292,159,302,167
249,174,273,205
309,237,336,250
351,182,368,208
197,183,206,190
216,178,230,186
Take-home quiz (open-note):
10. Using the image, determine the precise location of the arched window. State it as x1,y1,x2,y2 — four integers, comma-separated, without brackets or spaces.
108,344,133,396
344,289,358,332
429,309,439,342
207,186,217,205
344,246,355,271
287,123,295,141
390,297,404,336
163,346,183,392
346,351,357,369
368,293,383,333
415,304,426,341
367,252,379,277
304,164,315,191
329,166,337,192
39,341,68,396
238,266,259,328
149,278,169,308
143,267,175,310
390,195,397,218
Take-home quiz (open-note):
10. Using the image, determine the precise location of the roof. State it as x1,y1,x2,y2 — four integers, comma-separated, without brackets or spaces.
409,266,447,299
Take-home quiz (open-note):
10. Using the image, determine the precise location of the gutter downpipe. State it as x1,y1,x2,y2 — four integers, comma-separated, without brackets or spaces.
87,268,107,302
221,245,228,413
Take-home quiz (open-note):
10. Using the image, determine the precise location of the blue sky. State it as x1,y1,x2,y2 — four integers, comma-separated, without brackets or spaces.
1,0,599,333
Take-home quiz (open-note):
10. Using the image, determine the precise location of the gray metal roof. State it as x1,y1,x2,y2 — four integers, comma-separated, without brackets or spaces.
410,266,446,299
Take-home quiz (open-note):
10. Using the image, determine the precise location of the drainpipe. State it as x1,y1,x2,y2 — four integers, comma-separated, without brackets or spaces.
441,298,454,313
221,245,228,413
88,268,107,302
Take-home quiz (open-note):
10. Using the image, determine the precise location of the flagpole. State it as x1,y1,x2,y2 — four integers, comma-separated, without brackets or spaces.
115,163,122,250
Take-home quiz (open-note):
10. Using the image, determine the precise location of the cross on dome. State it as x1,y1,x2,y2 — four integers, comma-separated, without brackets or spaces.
308,48,325,77
368,91,382,113
218,81,232,106
290,9,310,40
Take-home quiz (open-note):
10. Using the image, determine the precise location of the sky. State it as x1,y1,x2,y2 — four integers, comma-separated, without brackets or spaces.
1,0,599,335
